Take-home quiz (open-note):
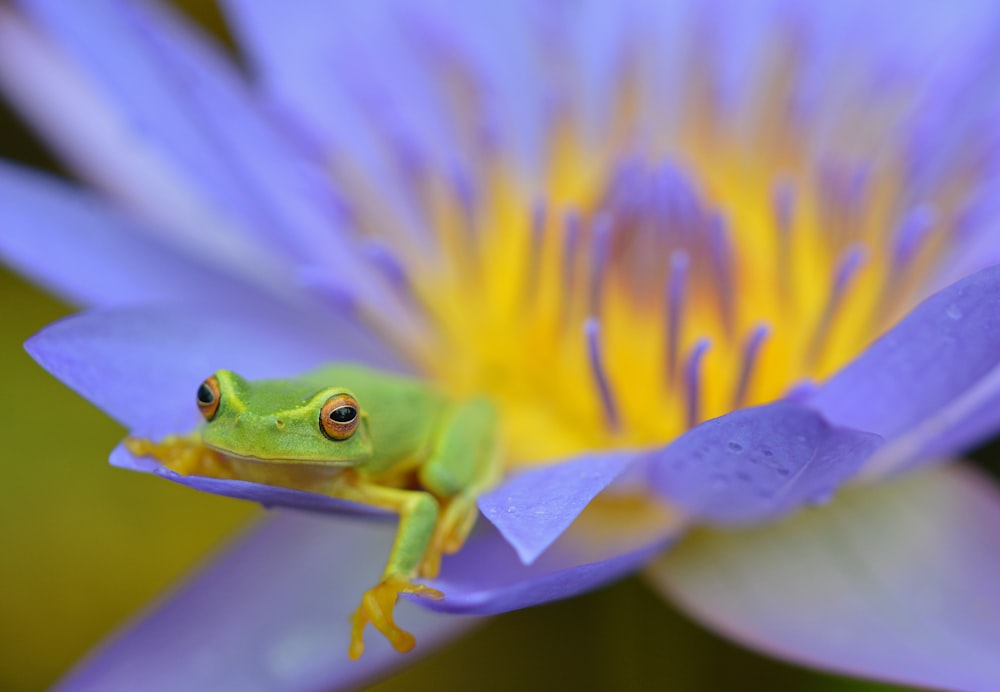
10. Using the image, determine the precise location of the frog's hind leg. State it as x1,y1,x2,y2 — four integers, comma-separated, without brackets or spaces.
331,481,444,660
417,397,502,579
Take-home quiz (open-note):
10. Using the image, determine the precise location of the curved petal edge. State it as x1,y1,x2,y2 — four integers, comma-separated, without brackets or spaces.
646,464,1000,691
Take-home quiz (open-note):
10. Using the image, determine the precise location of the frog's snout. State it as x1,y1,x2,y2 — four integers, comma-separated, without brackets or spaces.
235,413,286,431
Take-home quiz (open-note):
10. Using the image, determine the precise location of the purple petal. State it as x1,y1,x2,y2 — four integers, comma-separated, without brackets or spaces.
862,363,1000,478
105,0,378,283
221,0,546,195
808,265,1000,472
110,443,391,519
0,7,288,286
421,497,684,614
13,0,274,248
55,511,475,692
25,303,399,437
648,401,882,524
478,451,640,564
647,465,1000,690
0,161,267,309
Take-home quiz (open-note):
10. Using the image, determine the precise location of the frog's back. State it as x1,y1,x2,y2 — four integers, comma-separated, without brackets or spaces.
299,364,448,463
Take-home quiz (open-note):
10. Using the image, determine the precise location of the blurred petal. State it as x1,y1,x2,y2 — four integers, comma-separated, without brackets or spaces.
0,161,265,308
0,6,283,287
648,402,882,524
647,464,1000,691
422,496,683,614
221,0,547,187
56,511,475,692
808,265,1000,475
25,304,398,436
862,362,1000,479
478,451,639,564
13,0,265,241
106,0,375,283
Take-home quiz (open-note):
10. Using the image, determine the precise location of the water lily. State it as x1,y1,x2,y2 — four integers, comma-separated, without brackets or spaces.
3,0,1000,689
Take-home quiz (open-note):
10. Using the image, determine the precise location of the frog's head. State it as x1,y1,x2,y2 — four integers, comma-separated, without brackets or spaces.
195,370,374,466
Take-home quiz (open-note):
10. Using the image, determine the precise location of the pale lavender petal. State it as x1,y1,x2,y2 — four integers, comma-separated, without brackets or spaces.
808,265,1000,473
14,0,272,246
861,362,1000,478
647,464,1000,690
25,304,399,437
648,401,882,524
0,161,264,308
56,510,476,692
420,498,684,614
112,0,375,284
221,0,547,189
0,7,287,289
478,451,639,564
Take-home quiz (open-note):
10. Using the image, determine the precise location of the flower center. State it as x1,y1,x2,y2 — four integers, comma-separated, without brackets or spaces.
327,26,982,466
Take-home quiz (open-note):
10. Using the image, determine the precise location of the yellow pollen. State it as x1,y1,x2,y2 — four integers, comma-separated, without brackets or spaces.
334,37,973,469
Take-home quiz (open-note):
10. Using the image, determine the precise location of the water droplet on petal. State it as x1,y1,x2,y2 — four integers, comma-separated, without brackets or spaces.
946,304,963,320
727,441,743,453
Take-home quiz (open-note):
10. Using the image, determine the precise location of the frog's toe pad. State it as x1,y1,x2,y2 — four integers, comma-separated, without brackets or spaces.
348,576,443,660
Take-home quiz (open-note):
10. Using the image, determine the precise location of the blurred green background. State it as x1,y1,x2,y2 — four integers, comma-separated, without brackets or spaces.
2,2,990,690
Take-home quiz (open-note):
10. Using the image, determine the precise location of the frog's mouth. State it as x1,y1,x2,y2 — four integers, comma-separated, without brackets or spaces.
204,445,359,468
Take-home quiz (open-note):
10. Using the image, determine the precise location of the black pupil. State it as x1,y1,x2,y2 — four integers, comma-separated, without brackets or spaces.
197,383,215,405
330,406,357,423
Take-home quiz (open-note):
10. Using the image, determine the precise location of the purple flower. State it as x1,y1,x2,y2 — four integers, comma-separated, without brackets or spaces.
3,0,1000,689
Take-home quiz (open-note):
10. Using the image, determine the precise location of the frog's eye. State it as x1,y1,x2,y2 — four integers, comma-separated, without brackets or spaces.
320,394,360,440
197,375,221,421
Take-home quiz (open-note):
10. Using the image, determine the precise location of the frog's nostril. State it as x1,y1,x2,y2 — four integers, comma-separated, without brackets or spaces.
275,419,285,429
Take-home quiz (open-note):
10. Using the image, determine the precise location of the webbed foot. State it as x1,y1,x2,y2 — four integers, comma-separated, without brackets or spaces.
348,575,443,660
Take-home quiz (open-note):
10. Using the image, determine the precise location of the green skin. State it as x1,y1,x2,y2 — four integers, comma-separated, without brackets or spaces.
201,364,500,578
129,364,500,657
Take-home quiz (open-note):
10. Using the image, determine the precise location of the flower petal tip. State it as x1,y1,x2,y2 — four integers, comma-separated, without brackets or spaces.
477,452,640,565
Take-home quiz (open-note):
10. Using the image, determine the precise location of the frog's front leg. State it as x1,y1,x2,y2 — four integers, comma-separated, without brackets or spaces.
124,434,235,478
334,480,445,660
417,397,502,579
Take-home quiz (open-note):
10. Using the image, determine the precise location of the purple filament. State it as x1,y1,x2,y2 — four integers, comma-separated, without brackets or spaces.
584,317,621,432
684,338,712,429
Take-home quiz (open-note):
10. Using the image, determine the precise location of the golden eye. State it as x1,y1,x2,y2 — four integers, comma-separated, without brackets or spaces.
197,375,221,421
320,394,360,440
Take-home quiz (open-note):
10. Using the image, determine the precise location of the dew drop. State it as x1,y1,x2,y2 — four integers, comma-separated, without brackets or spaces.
727,441,744,453
946,304,963,320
